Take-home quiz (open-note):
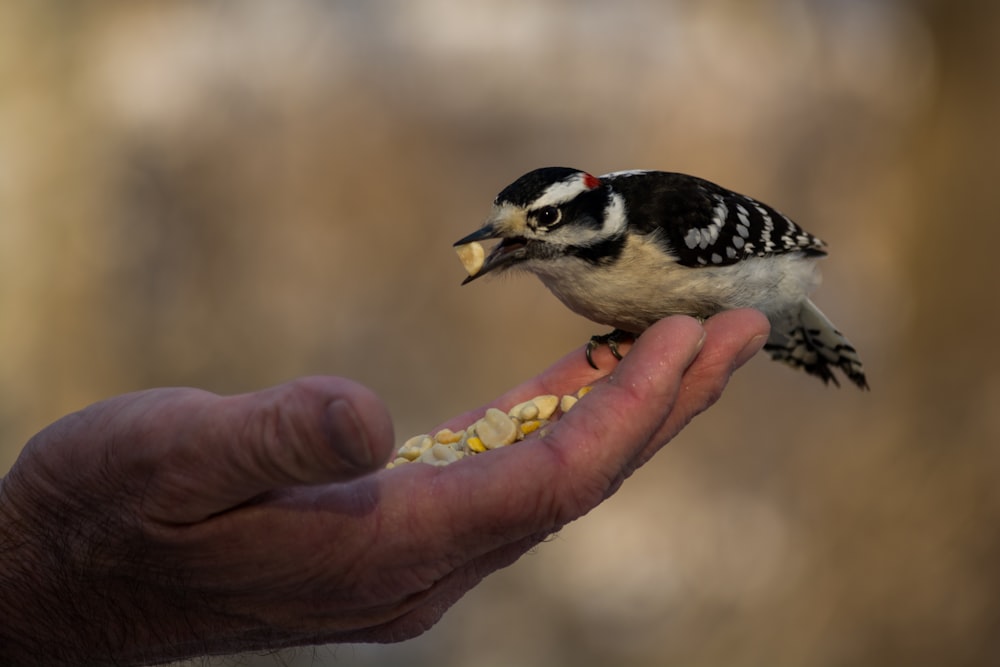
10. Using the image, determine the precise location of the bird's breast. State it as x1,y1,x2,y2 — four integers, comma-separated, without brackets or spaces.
522,235,821,333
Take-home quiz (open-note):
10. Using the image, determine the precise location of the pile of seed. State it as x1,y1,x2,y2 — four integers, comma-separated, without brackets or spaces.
387,387,592,468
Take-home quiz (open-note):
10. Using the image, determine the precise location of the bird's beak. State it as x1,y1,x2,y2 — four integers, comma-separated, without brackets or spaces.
453,221,528,285
453,224,499,246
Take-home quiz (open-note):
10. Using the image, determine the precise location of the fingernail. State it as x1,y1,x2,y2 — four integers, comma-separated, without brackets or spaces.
692,329,707,360
679,327,707,369
327,399,373,470
735,334,768,369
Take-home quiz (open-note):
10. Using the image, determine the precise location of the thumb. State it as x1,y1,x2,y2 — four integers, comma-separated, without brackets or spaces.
141,377,394,524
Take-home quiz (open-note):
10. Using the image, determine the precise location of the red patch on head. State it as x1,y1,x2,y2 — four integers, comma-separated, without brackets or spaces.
582,172,601,190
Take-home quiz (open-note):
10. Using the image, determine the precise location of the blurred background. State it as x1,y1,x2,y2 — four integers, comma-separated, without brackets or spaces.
1,1,997,665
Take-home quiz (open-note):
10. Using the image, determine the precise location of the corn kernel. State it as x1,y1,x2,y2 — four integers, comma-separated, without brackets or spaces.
434,428,463,444
386,456,411,469
476,408,518,448
520,419,542,435
398,435,433,461
577,385,593,398
467,436,486,453
509,400,538,421
531,395,559,420
419,443,462,465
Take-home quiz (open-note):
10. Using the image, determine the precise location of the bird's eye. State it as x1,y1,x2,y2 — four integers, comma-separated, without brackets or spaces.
536,206,561,229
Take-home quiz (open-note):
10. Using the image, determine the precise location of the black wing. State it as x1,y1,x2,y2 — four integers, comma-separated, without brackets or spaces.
604,171,827,268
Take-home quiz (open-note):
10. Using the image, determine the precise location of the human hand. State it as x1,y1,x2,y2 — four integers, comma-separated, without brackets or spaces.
0,310,769,666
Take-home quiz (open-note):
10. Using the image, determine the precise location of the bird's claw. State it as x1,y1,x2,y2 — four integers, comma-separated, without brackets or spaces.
585,329,635,369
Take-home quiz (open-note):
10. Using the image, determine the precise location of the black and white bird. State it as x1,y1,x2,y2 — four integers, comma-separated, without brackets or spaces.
454,167,868,389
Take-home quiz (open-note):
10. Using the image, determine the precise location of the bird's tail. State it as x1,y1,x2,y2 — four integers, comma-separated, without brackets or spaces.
764,299,869,390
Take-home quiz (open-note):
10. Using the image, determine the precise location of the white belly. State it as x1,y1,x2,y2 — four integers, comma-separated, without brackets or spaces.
522,236,821,333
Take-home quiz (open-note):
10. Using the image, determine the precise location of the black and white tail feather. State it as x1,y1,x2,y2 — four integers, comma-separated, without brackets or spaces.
765,299,868,389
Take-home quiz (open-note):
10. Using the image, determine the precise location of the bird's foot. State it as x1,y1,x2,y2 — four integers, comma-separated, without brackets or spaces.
585,329,636,369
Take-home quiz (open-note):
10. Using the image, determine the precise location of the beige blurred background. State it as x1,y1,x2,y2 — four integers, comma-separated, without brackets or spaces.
1,1,997,665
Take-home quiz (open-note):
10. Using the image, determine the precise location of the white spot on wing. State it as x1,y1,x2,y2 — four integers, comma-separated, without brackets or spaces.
736,204,750,227
754,202,775,252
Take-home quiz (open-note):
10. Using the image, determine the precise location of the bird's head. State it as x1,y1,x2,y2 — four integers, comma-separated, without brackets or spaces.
454,167,622,283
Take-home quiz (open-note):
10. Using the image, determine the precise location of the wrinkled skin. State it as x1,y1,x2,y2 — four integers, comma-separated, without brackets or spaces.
0,311,769,666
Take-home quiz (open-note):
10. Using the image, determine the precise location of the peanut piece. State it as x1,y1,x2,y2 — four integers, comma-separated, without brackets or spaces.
455,241,486,276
